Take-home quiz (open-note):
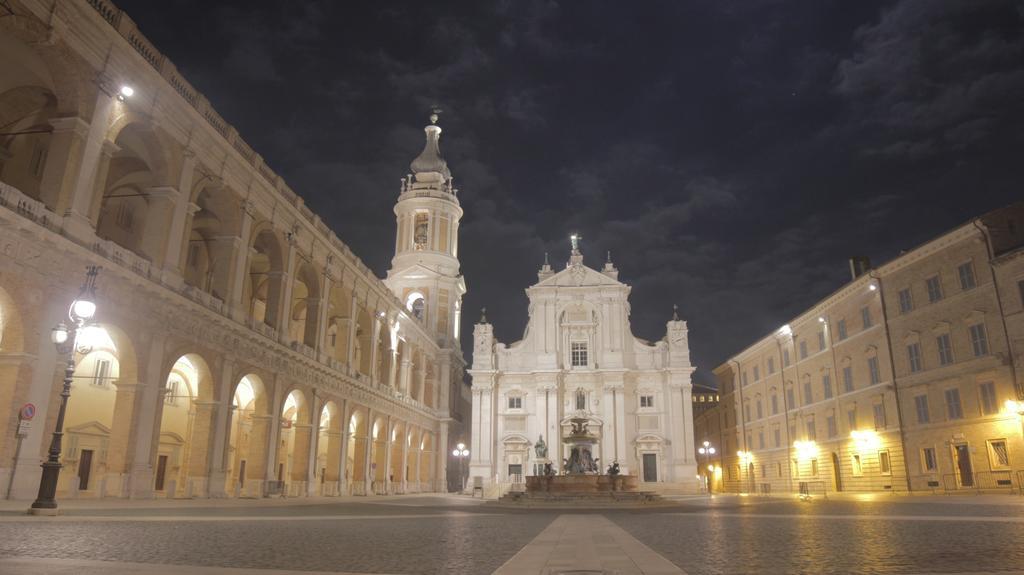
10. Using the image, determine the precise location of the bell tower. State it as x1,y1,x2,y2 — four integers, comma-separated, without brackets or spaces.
385,111,466,343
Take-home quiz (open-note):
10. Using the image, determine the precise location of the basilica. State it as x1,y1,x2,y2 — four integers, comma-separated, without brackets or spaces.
469,240,699,490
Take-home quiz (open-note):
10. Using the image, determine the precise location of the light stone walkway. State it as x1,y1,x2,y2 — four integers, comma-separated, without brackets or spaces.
493,514,686,575
0,557,393,575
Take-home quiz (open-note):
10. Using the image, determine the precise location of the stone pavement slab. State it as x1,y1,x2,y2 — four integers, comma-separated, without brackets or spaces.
0,556,393,575
493,514,685,575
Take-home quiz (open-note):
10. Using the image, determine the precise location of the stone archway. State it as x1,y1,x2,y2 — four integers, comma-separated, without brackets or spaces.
316,401,342,496
154,353,215,497
227,373,271,497
278,389,311,497
346,408,368,495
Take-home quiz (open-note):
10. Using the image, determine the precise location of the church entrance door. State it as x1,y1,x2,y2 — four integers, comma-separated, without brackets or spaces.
642,453,658,482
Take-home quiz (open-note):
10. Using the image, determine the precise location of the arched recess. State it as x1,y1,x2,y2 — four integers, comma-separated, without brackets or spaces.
181,179,241,300
324,282,352,364
245,227,285,329
370,415,388,494
278,388,312,496
346,408,367,495
374,317,391,385
354,305,373,376
410,348,424,402
0,32,60,208
60,323,139,498
389,420,406,492
288,261,322,348
226,373,271,497
419,432,434,488
154,353,215,497
423,360,436,408
0,284,31,477
316,401,342,495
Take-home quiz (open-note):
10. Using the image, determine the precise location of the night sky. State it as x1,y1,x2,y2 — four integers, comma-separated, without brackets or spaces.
118,0,1024,386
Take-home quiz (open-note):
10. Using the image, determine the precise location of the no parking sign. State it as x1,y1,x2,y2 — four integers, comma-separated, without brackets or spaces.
19,403,35,421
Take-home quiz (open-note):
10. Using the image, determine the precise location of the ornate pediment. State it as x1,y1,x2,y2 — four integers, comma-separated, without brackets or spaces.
533,263,624,288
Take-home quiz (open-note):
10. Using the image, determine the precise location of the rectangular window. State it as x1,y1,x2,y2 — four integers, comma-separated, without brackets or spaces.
786,387,795,409
771,394,779,415
806,419,816,440
879,451,892,475
744,403,751,421
810,459,819,476
792,459,800,478
818,331,826,351
969,323,989,357
753,366,760,381
29,142,47,178
1019,279,1024,307
861,306,872,329
837,319,848,341
508,396,522,409
756,401,763,419
873,403,886,429
907,343,923,373
822,373,833,399
979,382,997,416
926,275,943,303
640,395,654,409
914,394,930,424
767,357,775,374
803,381,813,405
945,388,964,420
922,447,937,472
988,439,1010,469
773,427,782,447
842,366,854,393
852,454,863,476
571,342,588,367
937,334,954,365
799,340,808,360
958,262,976,291
868,356,881,385
92,359,111,387
758,431,765,449
827,414,837,438
898,288,913,314
783,349,791,367
847,409,857,431
742,371,748,387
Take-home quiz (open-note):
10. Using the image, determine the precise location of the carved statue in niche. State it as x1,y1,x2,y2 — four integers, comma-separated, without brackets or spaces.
414,213,429,250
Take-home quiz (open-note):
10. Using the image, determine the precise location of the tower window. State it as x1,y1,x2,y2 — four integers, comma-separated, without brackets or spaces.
571,341,588,367
413,212,429,250
575,389,587,410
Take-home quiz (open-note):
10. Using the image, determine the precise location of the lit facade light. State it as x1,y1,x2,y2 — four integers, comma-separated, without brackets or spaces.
120,85,134,98
793,440,818,461
452,449,460,457
818,316,826,323
779,324,792,336
50,322,69,345
868,283,878,291
850,429,881,452
1004,399,1024,416
70,298,96,321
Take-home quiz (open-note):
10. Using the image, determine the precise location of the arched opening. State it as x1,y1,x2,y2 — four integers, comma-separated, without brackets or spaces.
316,401,342,496
154,353,215,497
0,284,30,490
324,282,352,364
405,291,426,322
0,34,59,208
95,123,176,262
61,323,138,498
410,349,424,402
389,421,406,493
182,182,240,300
277,389,311,496
245,228,284,329
370,416,387,494
355,305,372,377
346,409,367,495
227,374,270,497
419,432,434,490
288,262,321,349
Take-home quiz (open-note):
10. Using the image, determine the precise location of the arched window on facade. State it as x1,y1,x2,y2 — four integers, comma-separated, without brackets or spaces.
575,389,587,411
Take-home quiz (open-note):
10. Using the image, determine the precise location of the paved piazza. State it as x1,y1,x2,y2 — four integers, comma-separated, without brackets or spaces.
0,495,1023,574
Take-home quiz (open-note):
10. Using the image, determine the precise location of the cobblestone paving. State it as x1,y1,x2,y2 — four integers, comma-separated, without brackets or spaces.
3,496,1024,574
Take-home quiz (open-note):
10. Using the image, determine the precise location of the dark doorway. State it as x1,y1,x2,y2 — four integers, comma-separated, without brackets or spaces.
78,449,93,491
155,454,168,491
642,453,658,482
831,452,843,492
955,444,974,487
508,464,522,481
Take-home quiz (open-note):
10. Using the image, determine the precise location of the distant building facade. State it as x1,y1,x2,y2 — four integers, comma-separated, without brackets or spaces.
696,203,1024,494
469,244,698,490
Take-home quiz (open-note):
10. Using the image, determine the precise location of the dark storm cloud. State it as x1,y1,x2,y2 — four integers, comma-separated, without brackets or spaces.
118,0,1024,386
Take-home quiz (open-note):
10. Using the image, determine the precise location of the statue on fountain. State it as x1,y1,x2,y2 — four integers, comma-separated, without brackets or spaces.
534,435,547,459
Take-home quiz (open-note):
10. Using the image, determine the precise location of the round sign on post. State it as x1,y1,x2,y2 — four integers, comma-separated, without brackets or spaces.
19,403,35,421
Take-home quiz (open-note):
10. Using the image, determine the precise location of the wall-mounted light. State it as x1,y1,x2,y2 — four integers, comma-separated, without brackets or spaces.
117,85,134,101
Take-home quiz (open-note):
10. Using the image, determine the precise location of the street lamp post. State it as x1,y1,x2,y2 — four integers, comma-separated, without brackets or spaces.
697,440,716,493
451,442,469,493
30,267,100,515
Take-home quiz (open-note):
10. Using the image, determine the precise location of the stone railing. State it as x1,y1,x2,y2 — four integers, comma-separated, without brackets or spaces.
0,182,62,231
92,238,153,279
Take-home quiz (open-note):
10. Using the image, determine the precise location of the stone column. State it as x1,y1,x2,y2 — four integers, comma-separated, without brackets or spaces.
105,382,140,498
273,242,298,341
290,423,313,496
400,424,409,493
159,152,197,277
436,422,448,493
369,314,382,383
363,407,373,494
398,357,411,396
38,116,89,213
140,186,183,271
337,399,350,495
345,291,359,370
315,273,333,352
186,401,218,497
247,414,273,494
383,415,393,494
227,204,255,320
58,89,117,241
86,140,119,225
